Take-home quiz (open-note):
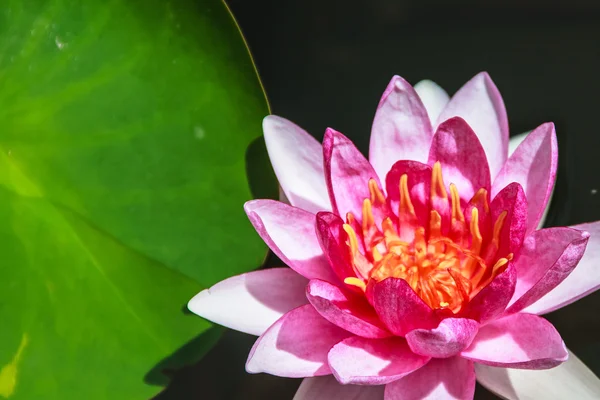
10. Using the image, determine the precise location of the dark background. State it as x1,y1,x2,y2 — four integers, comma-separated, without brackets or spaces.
157,1,600,398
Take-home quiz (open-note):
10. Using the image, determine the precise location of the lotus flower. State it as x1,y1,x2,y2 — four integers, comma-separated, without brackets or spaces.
189,72,600,399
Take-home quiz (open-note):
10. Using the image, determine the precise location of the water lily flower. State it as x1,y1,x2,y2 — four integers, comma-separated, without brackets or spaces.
189,72,600,399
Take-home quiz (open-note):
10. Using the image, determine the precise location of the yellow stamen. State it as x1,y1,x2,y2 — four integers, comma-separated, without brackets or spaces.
343,224,359,257
362,199,375,232
399,174,416,217
344,277,366,291
470,208,482,256
369,179,386,205
450,183,465,222
431,161,448,199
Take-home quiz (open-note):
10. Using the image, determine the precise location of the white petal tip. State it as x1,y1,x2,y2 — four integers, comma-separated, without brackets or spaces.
187,289,211,316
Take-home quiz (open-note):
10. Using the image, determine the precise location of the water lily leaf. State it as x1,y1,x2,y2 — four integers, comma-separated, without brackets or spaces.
0,0,272,398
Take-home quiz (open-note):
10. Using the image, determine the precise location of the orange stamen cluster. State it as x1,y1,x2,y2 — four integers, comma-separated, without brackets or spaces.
343,162,512,313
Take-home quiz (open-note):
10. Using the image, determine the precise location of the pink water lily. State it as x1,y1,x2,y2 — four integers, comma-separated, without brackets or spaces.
189,72,600,399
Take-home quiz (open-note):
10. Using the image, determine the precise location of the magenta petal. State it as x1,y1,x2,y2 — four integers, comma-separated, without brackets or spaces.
188,268,308,336
384,357,475,400
328,336,429,385
461,313,568,369
370,278,439,336
369,75,433,178
406,318,479,358
324,128,384,218
307,279,392,339
315,212,356,283
490,182,528,256
245,200,338,283
525,221,600,314
436,72,509,179
385,160,432,227
506,227,590,314
463,262,516,323
492,122,558,234
246,304,352,377
294,376,385,400
427,117,491,202
263,115,331,213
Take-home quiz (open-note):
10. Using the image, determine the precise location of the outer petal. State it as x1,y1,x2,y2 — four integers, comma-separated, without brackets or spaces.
385,357,475,400
369,76,433,178
369,278,439,336
188,268,308,336
306,279,392,339
492,123,557,234
427,117,491,202
293,376,384,400
414,79,450,126
246,304,351,377
406,318,479,358
436,72,509,179
324,128,383,218
506,227,590,314
475,349,600,400
263,115,331,213
245,200,338,282
328,336,429,385
508,131,529,156
524,221,600,314
461,313,568,369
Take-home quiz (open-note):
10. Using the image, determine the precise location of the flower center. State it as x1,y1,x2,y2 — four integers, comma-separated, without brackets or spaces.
343,162,512,313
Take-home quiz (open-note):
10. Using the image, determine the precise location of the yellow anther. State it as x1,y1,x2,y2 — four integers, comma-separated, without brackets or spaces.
472,188,490,213
369,179,386,205
372,246,383,262
343,224,359,257
450,183,465,222
492,211,508,247
362,199,375,231
469,208,482,256
431,162,448,199
344,277,367,291
399,174,416,217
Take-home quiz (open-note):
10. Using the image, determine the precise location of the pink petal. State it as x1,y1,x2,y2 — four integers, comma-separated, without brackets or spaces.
475,348,600,400
427,117,491,202
492,123,557,234
263,116,331,213
524,221,600,314
461,313,568,369
369,278,439,336
385,160,432,227
490,182,528,256
506,227,590,314
315,211,356,283
188,268,308,336
246,304,352,377
406,318,479,358
369,76,433,178
414,79,450,126
293,376,385,400
328,336,429,385
463,262,516,323
385,357,475,400
436,72,509,179
306,279,392,339
324,128,384,218
245,200,338,282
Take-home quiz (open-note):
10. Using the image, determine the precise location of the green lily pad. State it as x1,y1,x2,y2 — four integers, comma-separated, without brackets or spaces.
0,0,272,398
